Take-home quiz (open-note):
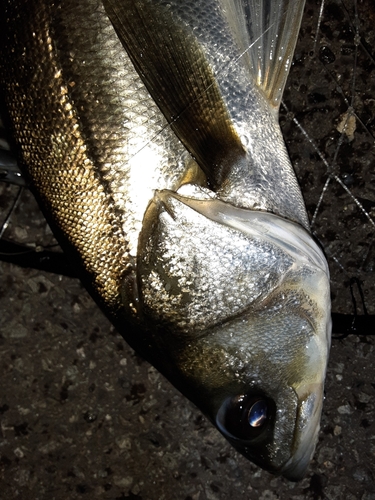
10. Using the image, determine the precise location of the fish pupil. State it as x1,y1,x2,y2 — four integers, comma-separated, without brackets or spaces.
247,400,267,428
216,393,272,441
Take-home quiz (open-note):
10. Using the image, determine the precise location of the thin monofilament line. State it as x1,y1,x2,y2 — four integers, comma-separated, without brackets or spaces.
281,102,375,230
0,186,23,240
312,0,325,57
328,0,360,173
332,173,375,230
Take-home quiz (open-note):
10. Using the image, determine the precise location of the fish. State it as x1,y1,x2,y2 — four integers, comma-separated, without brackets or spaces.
0,0,331,480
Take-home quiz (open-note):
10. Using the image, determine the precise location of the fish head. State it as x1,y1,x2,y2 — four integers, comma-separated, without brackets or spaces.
130,186,331,480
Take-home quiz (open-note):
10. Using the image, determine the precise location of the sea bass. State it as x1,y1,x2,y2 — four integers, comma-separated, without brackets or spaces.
0,0,331,480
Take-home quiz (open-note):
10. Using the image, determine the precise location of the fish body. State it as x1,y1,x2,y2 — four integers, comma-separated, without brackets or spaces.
0,0,331,480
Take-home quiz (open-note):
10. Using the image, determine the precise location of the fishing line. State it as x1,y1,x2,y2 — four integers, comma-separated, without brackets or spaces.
287,0,374,336
280,104,375,230
312,0,325,57
0,185,23,240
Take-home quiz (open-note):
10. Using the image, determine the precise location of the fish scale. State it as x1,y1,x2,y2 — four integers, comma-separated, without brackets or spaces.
1,0,130,311
0,0,197,306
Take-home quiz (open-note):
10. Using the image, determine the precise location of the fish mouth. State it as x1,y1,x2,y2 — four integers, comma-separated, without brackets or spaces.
280,384,324,481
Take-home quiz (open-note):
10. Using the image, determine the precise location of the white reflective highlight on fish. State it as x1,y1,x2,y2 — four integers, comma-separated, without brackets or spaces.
0,0,331,480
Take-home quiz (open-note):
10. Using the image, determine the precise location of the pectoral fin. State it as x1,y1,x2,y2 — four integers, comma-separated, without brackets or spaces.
103,0,244,189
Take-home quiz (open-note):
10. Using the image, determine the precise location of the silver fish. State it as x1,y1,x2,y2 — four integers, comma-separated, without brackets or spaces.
0,0,331,480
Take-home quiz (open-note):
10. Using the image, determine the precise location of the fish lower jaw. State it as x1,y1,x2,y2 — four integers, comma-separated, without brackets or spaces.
280,383,324,481
279,427,319,481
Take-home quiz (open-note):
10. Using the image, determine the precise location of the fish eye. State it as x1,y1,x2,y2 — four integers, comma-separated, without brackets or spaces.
216,393,273,441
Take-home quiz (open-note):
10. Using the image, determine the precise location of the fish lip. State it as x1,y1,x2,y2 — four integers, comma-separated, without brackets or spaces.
278,434,317,481
279,454,314,481
279,384,324,481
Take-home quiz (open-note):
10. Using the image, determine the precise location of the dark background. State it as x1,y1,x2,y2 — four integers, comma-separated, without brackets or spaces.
0,0,374,498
